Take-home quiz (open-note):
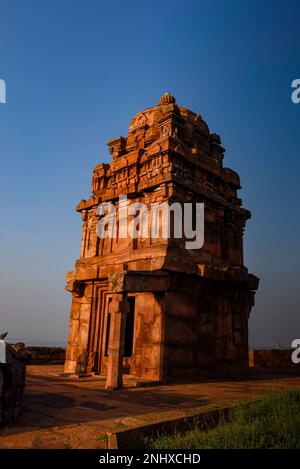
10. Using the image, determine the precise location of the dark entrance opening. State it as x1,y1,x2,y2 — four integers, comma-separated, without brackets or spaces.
124,297,135,357
104,298,112,357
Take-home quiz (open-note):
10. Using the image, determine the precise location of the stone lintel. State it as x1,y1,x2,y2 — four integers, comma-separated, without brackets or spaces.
108,270,170,293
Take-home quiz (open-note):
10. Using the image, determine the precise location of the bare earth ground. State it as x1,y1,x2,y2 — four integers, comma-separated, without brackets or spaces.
1,365,300,449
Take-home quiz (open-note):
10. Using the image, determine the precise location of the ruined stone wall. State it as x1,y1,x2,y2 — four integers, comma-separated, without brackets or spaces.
26,346,65,364
249,349,300,369
0,343,28,425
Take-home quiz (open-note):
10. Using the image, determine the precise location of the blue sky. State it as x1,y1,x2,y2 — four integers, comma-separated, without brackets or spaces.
0,0,299,347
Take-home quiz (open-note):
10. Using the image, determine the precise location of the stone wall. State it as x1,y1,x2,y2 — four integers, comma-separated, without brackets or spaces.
18,345,300,372
0,343,28,424
26,346,66,364
249,349,299,369
162,275,251,379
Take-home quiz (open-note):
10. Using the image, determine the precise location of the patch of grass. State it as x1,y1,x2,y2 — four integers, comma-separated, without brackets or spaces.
144,390,300,449
97,434,108,443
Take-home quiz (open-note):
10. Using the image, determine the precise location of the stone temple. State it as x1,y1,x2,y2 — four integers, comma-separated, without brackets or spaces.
64,92,259,388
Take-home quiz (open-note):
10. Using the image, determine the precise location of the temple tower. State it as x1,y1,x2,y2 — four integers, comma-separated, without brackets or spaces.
64,92,258,388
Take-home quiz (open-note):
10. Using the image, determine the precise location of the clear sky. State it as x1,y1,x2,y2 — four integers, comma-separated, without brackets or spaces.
0,0,299,347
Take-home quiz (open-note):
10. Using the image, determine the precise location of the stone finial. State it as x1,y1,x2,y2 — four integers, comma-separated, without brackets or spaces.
159,92,176,105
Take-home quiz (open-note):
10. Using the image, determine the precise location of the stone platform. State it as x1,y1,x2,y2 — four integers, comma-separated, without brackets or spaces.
1,365,300,448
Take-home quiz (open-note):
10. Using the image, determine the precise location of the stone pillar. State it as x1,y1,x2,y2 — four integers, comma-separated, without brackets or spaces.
105,293,129,390
64,281,93,376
